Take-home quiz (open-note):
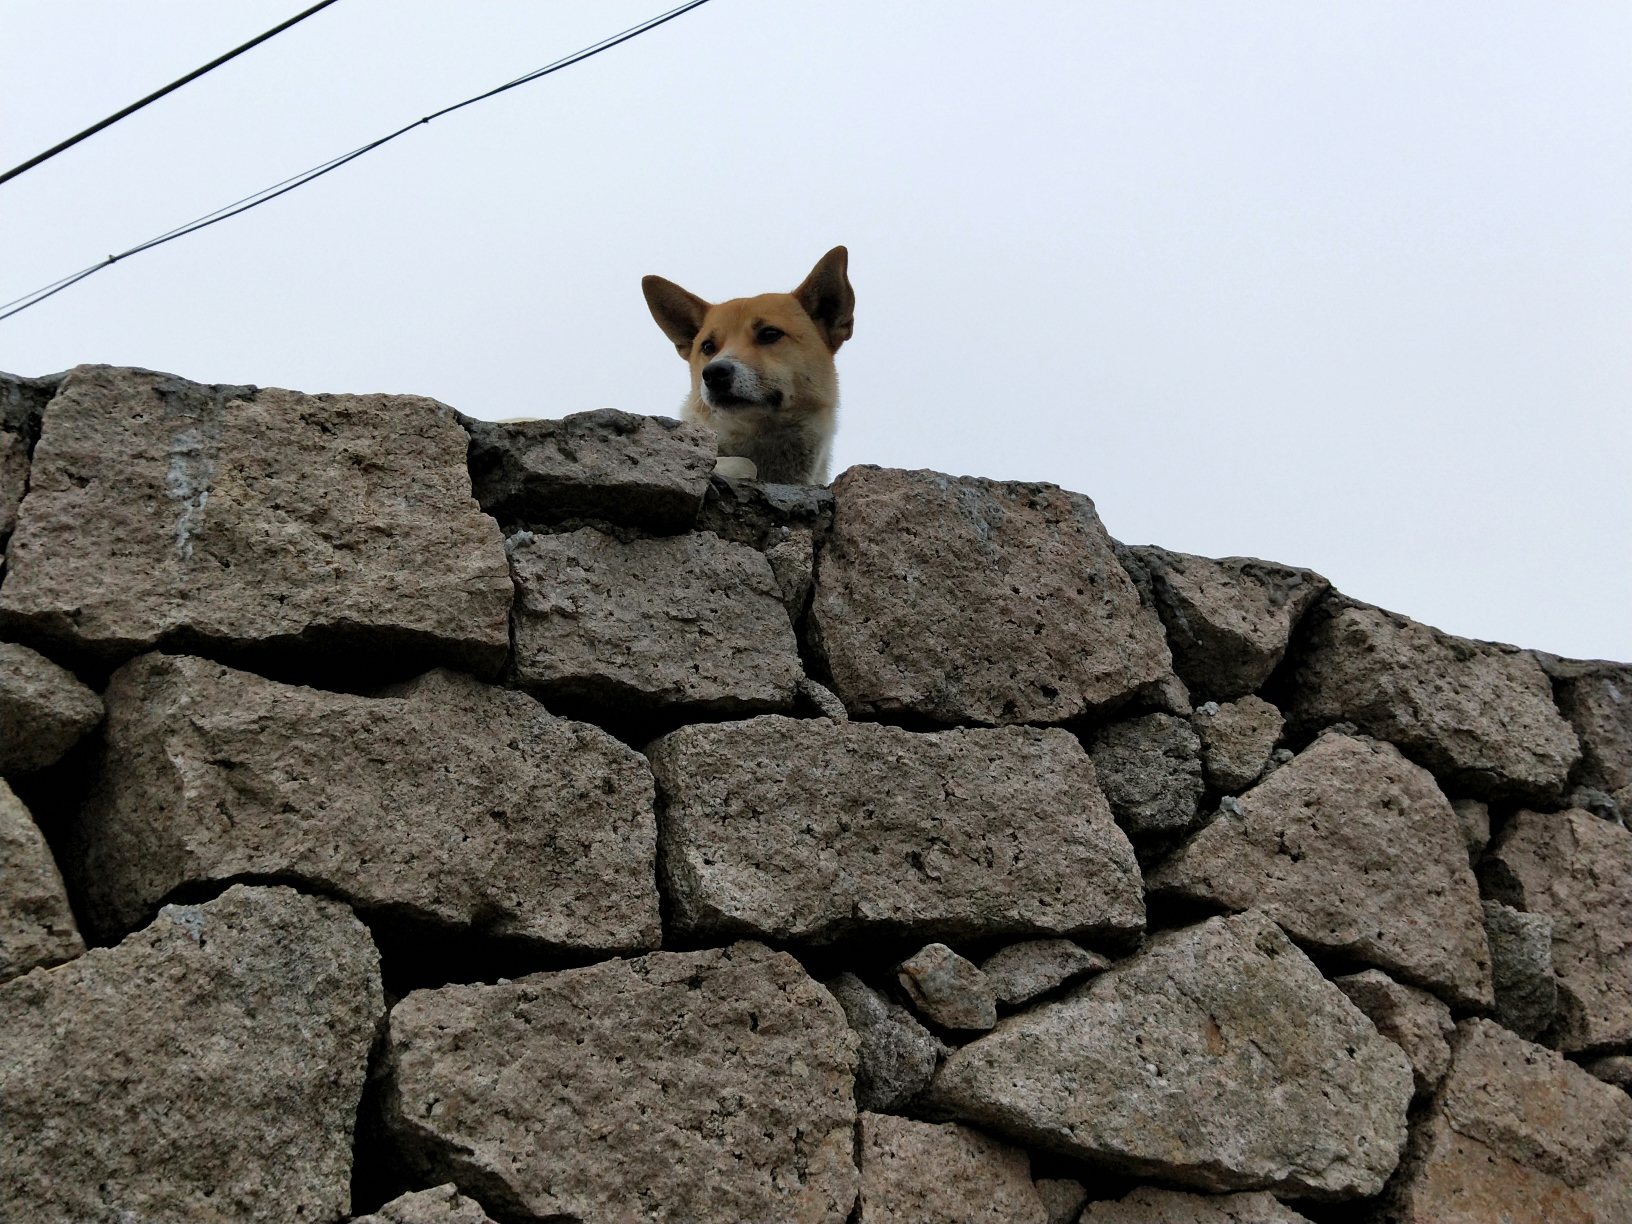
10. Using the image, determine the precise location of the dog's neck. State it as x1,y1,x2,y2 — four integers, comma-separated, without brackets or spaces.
683,391,833,485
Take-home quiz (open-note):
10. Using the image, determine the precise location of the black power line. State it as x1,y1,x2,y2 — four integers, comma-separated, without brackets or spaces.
0,0,342,187
0,0,713,323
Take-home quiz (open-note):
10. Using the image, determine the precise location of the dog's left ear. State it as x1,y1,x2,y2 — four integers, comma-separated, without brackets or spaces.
793,246,854,352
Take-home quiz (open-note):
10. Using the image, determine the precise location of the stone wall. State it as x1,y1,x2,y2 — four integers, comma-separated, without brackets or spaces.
1,365,1627,1224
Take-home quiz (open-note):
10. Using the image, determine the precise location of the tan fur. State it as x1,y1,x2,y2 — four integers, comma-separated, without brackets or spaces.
642,247,854,485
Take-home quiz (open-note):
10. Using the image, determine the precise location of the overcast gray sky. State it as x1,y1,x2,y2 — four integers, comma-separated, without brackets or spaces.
2,1,1627,661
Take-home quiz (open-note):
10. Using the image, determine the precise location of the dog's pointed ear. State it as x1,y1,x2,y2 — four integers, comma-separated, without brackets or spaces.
642,275,711,358
793,246,854,352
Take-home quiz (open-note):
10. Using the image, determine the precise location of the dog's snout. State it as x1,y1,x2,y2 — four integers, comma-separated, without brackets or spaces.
701,360,734,390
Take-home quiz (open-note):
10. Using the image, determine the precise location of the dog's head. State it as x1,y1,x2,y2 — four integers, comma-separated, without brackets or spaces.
641,247,854,418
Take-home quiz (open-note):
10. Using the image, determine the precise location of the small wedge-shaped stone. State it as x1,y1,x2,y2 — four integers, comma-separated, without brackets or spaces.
648,716,1144,945
76,653,660,950
353,1184,496,1224
1,884,383,1224
858,1112,1046,1224
0,642,102,775
1084,1187,1313,1223
898,943,997,1031
1332,969,1454,1099
825,972,941,1112
0,778,84,982
1481,808,1632,1053
1193,696,1285,793
981,939,1109,1008
0,366,512,680
921,910,1414,1199
810,467,1173,726
1,370,57,545
1482,900,1558,1041
1146,733,1493,1009
381,941,859,1224
1089,713,1205,844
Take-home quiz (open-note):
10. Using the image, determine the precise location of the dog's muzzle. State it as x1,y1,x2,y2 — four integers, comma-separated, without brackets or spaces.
701,358,782,410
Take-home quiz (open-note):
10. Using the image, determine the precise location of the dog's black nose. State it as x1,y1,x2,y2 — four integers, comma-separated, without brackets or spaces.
701,360,734,389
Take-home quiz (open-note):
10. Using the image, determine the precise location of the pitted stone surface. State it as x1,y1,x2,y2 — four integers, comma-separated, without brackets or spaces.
1537,655,1632,795
0,884,382,1224
0,778,84,982
1451,798,1490,863
921,910,1414,1199
648,715,1144,946
0,641,102,775
857,1112,1046,1224
0,365,511,678
898,943,997,1031
1,371,57,546
693,474,835,551
1084,1187,1313,1223
809,466,1173,726
1147,733,1493,1009
507,526,803,721
76,653,660,950
1088,713,1206,847
1192,696,1284,793
825,972,941,1112
1333,969,1455,1099
1582,1056,1632,1091
353,1184,496,1224
1482,900,1558,1041
765,525,816,617
981,938,1109,1008
381,941,859,1224
1035,1179,1088,1224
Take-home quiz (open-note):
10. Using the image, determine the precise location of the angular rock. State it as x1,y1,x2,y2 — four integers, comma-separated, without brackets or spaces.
898,943,998,1031
1451,798,1490,863
0,884,382,1224
76,653,660,950
648,716,1145,946
1118,546,1330,701
1034,1179,1089,1224
0,778,84,982
1481,808,1632,1053
460,409,715,533
765,525,815,617
796,676,850,720
1332,969,1454,1099
1285,602,1580,803
857,1112,1046,1224
1192,696,1284,793
354,1184,496,1224
381,941,859,1224
981,939,1109,1008
1084,1187,1313,1223
0,641,102,775
507,526,802,722
1581,1055,1632,1092
1,371,58,548
1536,655,1632,795
1374,1019,1632,1224
1088,713,1206,844
1148,733,1493,1008
1482,900,1558,1041
0,366,512,681
921,910,1415,1199
693,473,836,551
824,972,941,1112
810,467,1173,726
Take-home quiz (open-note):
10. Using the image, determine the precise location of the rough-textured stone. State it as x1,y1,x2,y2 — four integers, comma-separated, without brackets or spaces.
796,676,850,719
825,972,941,1112
76,653,659,950
898,943,998,1031
507,526,802,721
1481,808,1632,1053
0,641,102,774
1332,969,1454,1099
1451,798,1490,863
1148,733,1493,1009
1482,900,1558,1041
810,467,1173,726
857,1112,1046,1224
1286,602,1580,803
1192,696,1284,793
1089,713,1206,844
921,910,1415,1199
460,409,715,533
381,941,859,1224
0,366,512,680
648,715,1144,946
765,525,815,617
693,473,835,551
353,1184,496,1224
1374,1019,1632,1224
1581,1055,1632,1091
0,884,382,1224
0,778,84,982
2,371,59,548
1035,1179,1089,1224
1118,546,1330,701
1084,1187,1313,1223
1536,654,1632,795
981,938,1109,1008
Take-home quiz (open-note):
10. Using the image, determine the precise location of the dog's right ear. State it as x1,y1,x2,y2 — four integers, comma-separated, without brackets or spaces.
642,276,711,358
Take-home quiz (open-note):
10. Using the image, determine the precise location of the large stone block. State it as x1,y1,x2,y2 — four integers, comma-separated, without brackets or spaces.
647,715,1144,946
0,884,382,1224
1084,1187,1313,1223
380,941,859,1224
857,1112,1046,1224
0,641,103,775
1332,969,1454,1099
1537,654,1632,795
1147,733,1493,1009
76,653,660,951
0,778,84,982
0,366,511,681
809,467,1173,726
921,910,1414,1200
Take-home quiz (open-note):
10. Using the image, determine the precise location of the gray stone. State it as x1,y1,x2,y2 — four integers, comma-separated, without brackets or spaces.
460,409,716,533
1451,798,1490,863
1192,696,1284,793
1118,546,1330,701
796,676,850,720
693,473,836,551
824,972,941,1112
506,526,802,722
647,715,1144,946
0,371,58,548
381,941,859,1224
898,943,998,1031
1088,713,1206,844
0,778,84,982
1332,969,1455,1099
1535,654,1632,795
1285,601,1581,804
1034,1179,1089,1224
765,525,815,617
980,939,1110,1008
921,910,1414,1199
857,1112,1046,1224
0,366,512,680
75,653,660,950
1581,1055,1632,1091
353,1184,496,1224
810,467,1173,726
1482,900,1558,1041
1084,1188,1313,1223
1148,733,1493,1009
1568,785,1624,826
0,641,102,775
0,884,383,1224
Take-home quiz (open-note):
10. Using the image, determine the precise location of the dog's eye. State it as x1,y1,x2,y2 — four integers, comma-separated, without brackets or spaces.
699,339,717,357
756,327,784,345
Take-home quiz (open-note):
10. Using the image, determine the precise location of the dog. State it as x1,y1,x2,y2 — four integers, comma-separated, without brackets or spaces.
641,246,853,485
